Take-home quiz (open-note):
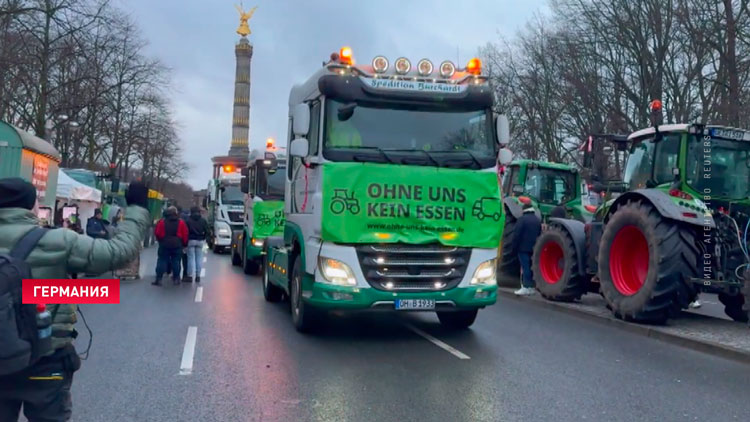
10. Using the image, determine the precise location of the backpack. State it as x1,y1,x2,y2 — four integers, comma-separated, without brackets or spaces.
0,227,50,376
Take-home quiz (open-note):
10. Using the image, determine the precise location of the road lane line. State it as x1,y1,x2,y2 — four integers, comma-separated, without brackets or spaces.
195,287,203,302
405,324,470,360
200,268,206,278
180,326,198,375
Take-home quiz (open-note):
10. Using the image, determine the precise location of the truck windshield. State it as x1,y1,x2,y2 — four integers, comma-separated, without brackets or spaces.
686,136,750,199
257,169,285,200
323,99,496,168
221,185,244,205
524,168,576,204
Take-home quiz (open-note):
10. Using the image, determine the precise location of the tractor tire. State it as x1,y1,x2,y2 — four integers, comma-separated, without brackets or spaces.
262,253,283,303
718,292,748,323
598,201,698,323
290,257,318,332
498,209,520,280
532,225,587,302
437,309,478,330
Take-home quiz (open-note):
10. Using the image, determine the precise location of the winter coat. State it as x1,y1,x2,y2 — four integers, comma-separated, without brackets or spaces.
0,206,150,354
86,217,108,239
512,211,542,255
155,216,188,249
186,213,208,241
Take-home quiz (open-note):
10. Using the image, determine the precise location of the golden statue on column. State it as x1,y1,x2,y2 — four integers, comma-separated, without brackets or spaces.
235,4,257,37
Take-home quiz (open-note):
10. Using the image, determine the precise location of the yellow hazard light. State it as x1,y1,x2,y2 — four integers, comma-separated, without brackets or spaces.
374,233,392,240
441,232,458,240
340,46,353,65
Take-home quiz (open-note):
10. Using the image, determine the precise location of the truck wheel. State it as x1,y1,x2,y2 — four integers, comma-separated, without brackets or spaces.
499,210,520,279
242,247,260,275
290,257,318,332
231,247,241,266
532,225,587,302
598,201,698,323
437,309,478,329
718,293,748,322
262,254,283,302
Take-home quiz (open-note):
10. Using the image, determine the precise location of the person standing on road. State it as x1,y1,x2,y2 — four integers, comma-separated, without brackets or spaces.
0,177,150,422
179,207,191,282
185,206,208,283
153,206,188,286
85,209,107,239
512,202,542,296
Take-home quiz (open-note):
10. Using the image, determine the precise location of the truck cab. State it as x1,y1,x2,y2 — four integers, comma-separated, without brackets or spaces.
263,48,514,332
231,150,287,274
206,164,244,253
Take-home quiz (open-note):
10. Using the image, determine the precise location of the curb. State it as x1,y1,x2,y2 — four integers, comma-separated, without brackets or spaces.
497,289,750,365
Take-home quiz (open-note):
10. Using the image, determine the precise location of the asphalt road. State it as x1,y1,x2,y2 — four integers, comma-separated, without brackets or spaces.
56,246,750,422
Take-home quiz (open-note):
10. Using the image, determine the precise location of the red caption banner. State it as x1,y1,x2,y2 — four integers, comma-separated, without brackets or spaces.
22,279,120,304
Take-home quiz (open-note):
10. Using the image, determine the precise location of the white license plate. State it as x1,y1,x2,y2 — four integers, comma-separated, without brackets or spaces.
395,299,436,310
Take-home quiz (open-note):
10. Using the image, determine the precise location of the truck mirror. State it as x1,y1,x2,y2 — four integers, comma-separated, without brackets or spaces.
292,104,310,137
240,172,249,194
496,114,510,146
290,138,309,157
337,103,357,121
497,147,513,165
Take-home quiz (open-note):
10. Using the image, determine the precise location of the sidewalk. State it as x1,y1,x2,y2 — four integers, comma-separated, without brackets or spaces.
498,287,750,364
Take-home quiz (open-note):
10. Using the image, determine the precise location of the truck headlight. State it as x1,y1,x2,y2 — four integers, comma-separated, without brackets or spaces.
319,257,357,286
252,237,264,247
470,259,497,286
216,223,231,236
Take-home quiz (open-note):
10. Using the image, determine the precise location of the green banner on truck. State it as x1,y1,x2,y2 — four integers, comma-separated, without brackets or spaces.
252,200,284,238
321,163,504,248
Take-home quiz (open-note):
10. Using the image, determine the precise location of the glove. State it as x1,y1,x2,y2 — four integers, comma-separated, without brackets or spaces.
125,181,149,209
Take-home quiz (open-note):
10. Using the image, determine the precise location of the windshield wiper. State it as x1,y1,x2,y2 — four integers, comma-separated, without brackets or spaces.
349,146,394,164
433,150,483,169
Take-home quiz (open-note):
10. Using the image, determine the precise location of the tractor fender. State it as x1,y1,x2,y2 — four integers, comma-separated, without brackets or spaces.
548,217,587,277
607,190,715,228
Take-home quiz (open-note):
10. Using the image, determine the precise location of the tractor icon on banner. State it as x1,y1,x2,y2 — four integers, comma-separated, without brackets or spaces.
472,197,501,221
330,189,361,215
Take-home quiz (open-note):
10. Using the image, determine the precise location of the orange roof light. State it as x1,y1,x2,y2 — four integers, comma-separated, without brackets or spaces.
223,165,235,173
339,46,353,65
466,57,482,75
266,137,275,150
650,99,662,112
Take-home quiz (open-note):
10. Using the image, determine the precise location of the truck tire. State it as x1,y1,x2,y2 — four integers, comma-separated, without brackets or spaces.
598,201,698,323
231,246,241,266
437,309,478,329
718,292,748,323
499,210,520,280
242,245,260,275
532,226,587,302
290,257,318,332
262,253,283,302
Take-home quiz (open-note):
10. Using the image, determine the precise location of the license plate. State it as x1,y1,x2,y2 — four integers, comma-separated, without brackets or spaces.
394,299,436,310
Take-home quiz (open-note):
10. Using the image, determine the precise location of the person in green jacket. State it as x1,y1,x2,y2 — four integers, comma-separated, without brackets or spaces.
0,177,150,422
326,116,363,148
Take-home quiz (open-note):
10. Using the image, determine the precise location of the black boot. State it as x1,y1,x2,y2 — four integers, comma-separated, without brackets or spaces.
152,277,162,286
195,276,200,283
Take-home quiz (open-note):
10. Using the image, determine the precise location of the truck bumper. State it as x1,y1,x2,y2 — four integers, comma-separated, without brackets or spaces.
303,282,497,311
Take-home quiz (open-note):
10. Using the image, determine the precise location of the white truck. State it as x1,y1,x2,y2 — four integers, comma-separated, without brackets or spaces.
205,166,245,253
263,47,513,332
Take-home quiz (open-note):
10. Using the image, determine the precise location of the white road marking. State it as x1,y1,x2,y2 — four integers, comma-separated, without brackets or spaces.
405,324,470,360
180,326,198,375
202,256,207,264
195,287,203,303
200,268,206,278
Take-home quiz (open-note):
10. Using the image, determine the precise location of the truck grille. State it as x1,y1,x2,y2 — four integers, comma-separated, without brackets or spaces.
356,244,470,292
227,211,243,223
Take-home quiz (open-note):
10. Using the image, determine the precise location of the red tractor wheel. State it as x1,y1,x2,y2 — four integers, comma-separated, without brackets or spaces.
533,225,587,301
598,201,698,323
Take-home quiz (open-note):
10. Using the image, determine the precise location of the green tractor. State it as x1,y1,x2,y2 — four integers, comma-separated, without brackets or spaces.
533,122,750,324
499,160,596,277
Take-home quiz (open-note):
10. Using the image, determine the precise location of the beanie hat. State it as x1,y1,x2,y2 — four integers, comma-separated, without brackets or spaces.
0,177,37,210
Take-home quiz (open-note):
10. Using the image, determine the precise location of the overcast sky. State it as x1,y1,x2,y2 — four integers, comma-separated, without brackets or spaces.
122,0,547,189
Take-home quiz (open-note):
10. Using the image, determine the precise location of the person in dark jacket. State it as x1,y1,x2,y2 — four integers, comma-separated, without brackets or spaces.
85,209,107,239
185,207,209,283
511,202,542,296
153,206,188,286
0,177,150,422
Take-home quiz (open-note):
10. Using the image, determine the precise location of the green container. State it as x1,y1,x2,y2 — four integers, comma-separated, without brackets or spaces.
0,120,61,208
